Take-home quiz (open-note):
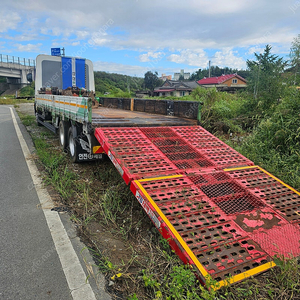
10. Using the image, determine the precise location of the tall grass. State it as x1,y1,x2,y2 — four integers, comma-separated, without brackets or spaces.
191,87,246,134
237,87,300,189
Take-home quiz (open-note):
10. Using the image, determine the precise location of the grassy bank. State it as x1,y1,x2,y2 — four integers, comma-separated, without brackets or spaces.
0,95,34,105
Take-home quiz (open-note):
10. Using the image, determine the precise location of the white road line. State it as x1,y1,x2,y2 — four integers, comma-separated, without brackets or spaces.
10,107,97,300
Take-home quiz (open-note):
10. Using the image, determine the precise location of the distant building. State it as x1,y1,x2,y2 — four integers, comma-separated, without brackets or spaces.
174,69,190,80
153,80,199,97
160,74,172,81
197,74,247,91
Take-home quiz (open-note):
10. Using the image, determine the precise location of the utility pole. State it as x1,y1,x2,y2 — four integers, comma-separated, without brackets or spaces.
208,60,211,78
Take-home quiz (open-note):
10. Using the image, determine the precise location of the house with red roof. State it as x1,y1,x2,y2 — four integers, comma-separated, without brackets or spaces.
197,74,247,91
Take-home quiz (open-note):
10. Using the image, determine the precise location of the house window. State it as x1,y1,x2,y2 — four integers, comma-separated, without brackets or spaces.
232,79,238,84
180,91,185,96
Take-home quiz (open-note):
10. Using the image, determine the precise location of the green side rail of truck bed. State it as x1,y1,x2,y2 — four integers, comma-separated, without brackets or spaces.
35,94,92,123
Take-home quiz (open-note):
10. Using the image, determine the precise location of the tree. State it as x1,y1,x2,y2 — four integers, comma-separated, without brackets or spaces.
246,45,287,110
143,71,162,91
289,34,300,85
190,66,250,81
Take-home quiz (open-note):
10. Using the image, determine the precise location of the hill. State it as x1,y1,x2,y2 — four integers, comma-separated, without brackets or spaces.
94,71,144,96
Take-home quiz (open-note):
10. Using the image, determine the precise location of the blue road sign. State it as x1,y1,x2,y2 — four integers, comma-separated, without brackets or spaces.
51,48,61,56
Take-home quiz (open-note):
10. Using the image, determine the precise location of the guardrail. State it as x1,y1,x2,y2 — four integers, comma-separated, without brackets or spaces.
0,54,35,67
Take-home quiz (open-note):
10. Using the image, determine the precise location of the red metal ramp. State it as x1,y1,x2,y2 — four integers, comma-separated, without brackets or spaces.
94,126,300,289
94,126,253,184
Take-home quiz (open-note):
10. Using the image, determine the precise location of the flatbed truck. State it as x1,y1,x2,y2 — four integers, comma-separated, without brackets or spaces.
34,54,199,162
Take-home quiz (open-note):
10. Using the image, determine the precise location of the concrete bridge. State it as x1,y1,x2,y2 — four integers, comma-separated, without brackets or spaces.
0,54,36,90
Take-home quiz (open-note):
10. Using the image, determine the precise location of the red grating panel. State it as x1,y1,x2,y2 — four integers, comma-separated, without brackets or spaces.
95,126,253,183
172,126,212,137
141,127,216,172
110,149,179,184
95,127,181,184
172,126,254,169
141,127,178,138
251,223,300,257
95,125,300,289
138,175,193,190
187,171,265,215
130,175,275,288
211,193,264,215
196,239,271,280
226,166,300,223
179,221,244,251
224,167,300,258
169,211,230,234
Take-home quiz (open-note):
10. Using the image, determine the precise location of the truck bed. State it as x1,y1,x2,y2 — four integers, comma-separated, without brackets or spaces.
92,107,197,127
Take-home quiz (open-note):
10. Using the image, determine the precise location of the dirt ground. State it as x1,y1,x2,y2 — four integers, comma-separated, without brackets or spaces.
15,102,35,116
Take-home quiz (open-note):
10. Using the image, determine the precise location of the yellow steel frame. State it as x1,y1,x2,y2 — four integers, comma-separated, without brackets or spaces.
133,168,281,290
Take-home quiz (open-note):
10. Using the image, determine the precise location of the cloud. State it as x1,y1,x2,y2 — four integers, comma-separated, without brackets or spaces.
14,43,42,52
89,38,110,47
0,0,298,75
93,60,193,77
167,49,208,68
76,30,90,40
248,46,265,55
4,33,41,42
0,12,21,33
4,0,299,50
212,48,246,69
94,61,149,77
139,51,165,62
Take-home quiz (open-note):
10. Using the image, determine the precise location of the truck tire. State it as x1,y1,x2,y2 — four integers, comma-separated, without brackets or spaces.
68,126,84,163
35,113,43,126
59,120,69,151
34,103,43,127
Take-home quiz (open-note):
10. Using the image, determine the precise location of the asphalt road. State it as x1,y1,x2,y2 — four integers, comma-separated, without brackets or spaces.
0,105,110,300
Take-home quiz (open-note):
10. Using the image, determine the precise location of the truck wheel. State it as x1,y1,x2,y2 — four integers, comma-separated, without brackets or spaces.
68,127,84,163
35,113,43,126
59,120,69,151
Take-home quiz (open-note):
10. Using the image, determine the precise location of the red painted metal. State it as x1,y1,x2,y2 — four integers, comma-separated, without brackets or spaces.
95,125,300,287
171,126,254,169
225,167,300,257
95,127,180,184
130,174,273,285
95,126,254,181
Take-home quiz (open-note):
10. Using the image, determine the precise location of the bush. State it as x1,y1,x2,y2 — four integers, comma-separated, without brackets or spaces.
238,87,300,188
19,82,35,97
191,87,246,134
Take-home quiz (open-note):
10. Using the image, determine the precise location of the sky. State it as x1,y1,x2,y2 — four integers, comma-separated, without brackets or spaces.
0,0,299,77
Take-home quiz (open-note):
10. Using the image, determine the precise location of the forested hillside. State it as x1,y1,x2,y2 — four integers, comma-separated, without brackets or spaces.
94,71,144,96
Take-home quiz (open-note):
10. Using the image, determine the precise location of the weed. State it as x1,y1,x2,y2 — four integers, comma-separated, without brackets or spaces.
0,96,34,105
128,293,139,300
70,214,81,224
18,113,35,126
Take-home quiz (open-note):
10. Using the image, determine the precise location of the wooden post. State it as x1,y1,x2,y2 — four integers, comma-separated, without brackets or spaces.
130,98,134,111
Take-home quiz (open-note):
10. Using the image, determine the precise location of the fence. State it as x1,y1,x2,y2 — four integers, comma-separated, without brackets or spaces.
0,54,35,67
